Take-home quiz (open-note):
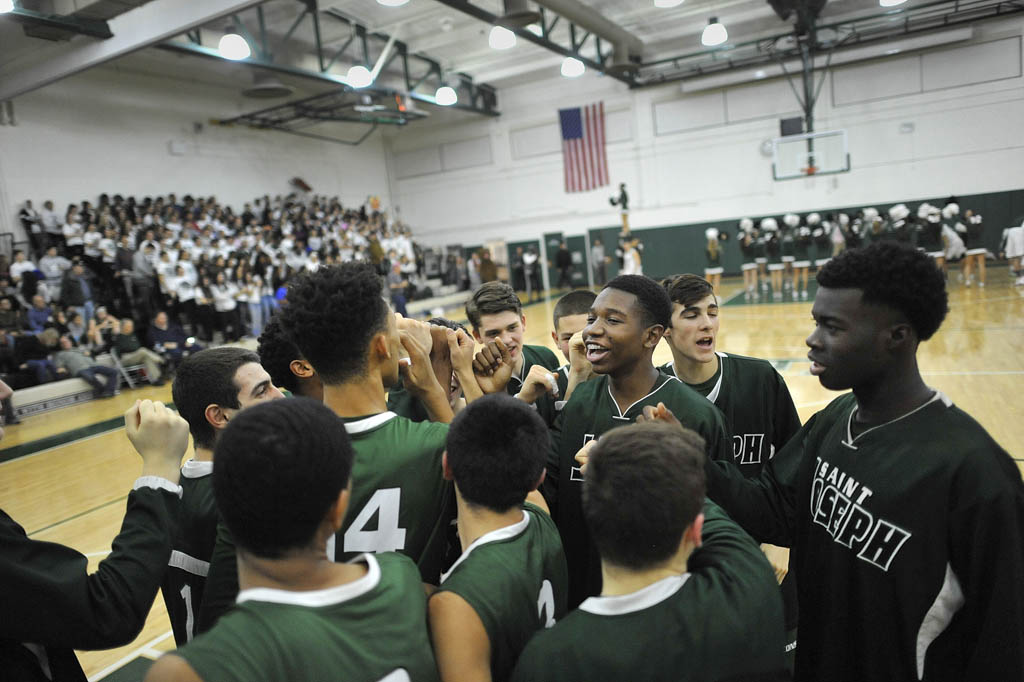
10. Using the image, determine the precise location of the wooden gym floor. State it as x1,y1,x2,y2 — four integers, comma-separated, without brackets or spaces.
1,268,1021,680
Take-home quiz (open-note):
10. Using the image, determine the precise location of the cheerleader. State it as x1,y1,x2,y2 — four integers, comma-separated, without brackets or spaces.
813,215,834,269
861,207,883,244
1001,219,1024,286
956,205,987,287
703,228,727,294
839,212,861,250
886,204,913,245
781,213,799,293
737,218,759,299
754,220,770,291
761,217,784,299
793,214,814,300
916,203,946,273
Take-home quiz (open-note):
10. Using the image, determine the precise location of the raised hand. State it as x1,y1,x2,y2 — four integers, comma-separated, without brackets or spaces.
472,339,513,394
636,401,684,431
428,324,453,397
125,399,189,484
517,364,559,405
573,439,598,476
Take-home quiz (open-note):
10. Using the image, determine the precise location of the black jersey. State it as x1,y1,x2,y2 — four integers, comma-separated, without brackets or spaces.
162,460,217,646
545,372,731,608
508,344,561,427
511,500,787,682
706,391,1024,681
919,219,944,253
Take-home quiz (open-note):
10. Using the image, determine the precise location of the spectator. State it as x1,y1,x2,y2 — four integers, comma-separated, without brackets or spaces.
0,298,25,332
19,201,44,258
150,310,202,365
53,335,120,398
591,238,607,286
17,328,59,385
87,306,120,351
387,261,409,317
66,312,88,347
132,243,158,323
26,295,53,333
555,242,573,288
8,250,36,284
113,318,165,385
39,245,72,299
40,199,63,252
60,261,96,325
211,271,241,341
479,249,498,284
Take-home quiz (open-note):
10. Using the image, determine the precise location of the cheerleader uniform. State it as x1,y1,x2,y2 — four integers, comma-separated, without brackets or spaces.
793,227,812,269
963,213,986,256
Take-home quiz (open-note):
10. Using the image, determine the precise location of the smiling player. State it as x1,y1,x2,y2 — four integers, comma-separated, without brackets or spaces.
544,274,731,608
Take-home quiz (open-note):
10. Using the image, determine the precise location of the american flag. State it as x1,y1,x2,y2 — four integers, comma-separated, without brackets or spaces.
559,102,609,193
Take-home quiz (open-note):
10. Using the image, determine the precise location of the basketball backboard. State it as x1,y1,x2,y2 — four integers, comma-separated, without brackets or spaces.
772,129,850,180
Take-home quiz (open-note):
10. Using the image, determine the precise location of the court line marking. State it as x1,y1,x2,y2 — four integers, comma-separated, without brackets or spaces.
0,428,127,467
87,630,173,682
28,495,128,537
84,550,113,558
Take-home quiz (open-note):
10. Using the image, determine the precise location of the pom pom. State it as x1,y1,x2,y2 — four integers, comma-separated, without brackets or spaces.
739,217,754,232
806,212,821,225
705,227,720,240
917,203,933,219
838,213,850,226
783,213,800,227
862,207,879,221
760,217,778,231
888,204,910,221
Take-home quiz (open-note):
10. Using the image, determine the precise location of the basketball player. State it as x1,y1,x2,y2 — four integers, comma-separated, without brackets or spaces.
466,281,561,424
165,348,284,645
659,273,801,664
256,315,322,400
514,290,595,423
511,423,787,682
651,242,1024,681
544,274,731,607
199,263,463,630
145,399,439,682
1,400,189,681
430,395,568,682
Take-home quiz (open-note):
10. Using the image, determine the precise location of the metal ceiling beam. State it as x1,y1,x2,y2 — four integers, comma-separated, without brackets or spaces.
0,0,264,101
430,0,636,86
2,7,113,39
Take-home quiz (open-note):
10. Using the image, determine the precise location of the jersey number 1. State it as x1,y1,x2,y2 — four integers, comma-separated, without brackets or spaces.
537,579,556,628
180,584,195,642
344,488,408,553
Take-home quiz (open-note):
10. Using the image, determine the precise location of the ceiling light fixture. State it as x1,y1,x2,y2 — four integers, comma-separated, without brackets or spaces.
218,30,252,61
435,85,458,106
879,0,907,6
488,25,517,50
561,57,585,78
654,0,684,7
701,17,728,47
346,65,373,88
376,0,410,6
525,23,543,37
0,0,14,14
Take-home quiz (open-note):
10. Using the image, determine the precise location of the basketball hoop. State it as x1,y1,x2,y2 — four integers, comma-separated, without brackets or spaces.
802,165,819,176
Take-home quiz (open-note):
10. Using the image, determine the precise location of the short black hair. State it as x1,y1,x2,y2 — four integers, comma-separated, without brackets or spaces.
213,398,353,559
427,317,468,334
817,242,948,340
172,347,261,450
552,290,596,331
662,274,715,308
278,262,389,384
446,394,548,513
603,275,672,329
584,423,706,571
465,281,522,331
257,315,301,394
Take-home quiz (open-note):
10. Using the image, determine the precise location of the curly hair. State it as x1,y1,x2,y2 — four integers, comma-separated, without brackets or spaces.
603,274,672,330
817,242,948,340
277,262,389,384
256,315,301,394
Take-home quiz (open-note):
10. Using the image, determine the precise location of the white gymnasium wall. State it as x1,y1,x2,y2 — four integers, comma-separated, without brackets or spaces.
387,18,1024,246
0,63,391,244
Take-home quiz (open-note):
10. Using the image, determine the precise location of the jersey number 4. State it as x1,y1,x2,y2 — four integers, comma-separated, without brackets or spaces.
344,488,408,553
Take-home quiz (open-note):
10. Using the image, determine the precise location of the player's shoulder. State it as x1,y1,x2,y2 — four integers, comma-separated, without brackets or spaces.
525,344,560,369
658,375,721,416
374,550,424,585
563,373,607,404
353,411,448,444
720,352,781,379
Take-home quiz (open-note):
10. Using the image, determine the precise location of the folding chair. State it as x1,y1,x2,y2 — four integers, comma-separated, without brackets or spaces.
107,348,137,390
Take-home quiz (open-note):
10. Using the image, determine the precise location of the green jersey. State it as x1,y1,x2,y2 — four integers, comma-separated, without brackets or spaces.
545,372,731,607
707,391,1024,681
508,344,561,427
198,411,453,632
437,503,568,682
661,353,801,478
162,460,217,646
179,552,439,682
510,501,787,682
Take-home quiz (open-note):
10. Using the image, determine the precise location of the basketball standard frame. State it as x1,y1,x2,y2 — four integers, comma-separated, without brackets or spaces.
771,130,851,181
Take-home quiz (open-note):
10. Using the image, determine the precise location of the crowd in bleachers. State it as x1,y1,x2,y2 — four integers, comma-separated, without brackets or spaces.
2,193,423,400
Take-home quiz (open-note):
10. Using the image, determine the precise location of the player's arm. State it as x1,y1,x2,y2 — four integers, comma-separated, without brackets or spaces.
772,370,802,450
195,521,239,633
0,401,188,649
145,654,205,682
428,591,493,682
517,365,559,405
563,331,593,404
946,456,1024,679
399,326,454,424
447,328,483,404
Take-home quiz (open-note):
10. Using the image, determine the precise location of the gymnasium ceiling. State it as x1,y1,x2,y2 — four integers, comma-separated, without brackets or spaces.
1,0,1021,137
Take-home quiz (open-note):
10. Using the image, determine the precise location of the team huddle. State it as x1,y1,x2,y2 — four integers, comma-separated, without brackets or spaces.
3,242,1021,682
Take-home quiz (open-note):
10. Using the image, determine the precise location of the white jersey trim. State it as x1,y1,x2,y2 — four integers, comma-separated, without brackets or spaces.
344,411,398,434
916,563,965,679
169,550,211,577
181,459,213,479
579,573,691,616
237,553,381,607
666,352,726,404
440,510,531,583
606,375,679,419
843,391,947,449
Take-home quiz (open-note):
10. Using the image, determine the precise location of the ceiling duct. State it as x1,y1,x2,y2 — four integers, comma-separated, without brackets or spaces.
242,72,294,98
533,0,643,62
496,0,541,29
606,41,638,77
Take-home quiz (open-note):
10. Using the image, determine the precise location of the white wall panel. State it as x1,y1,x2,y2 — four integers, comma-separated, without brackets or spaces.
726,79,803,123
653,91,726,135
510,123,561,159
441,136,492,172
832,55,922,106
922,37,1022,91
606,108,634,143
394,145,443,179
